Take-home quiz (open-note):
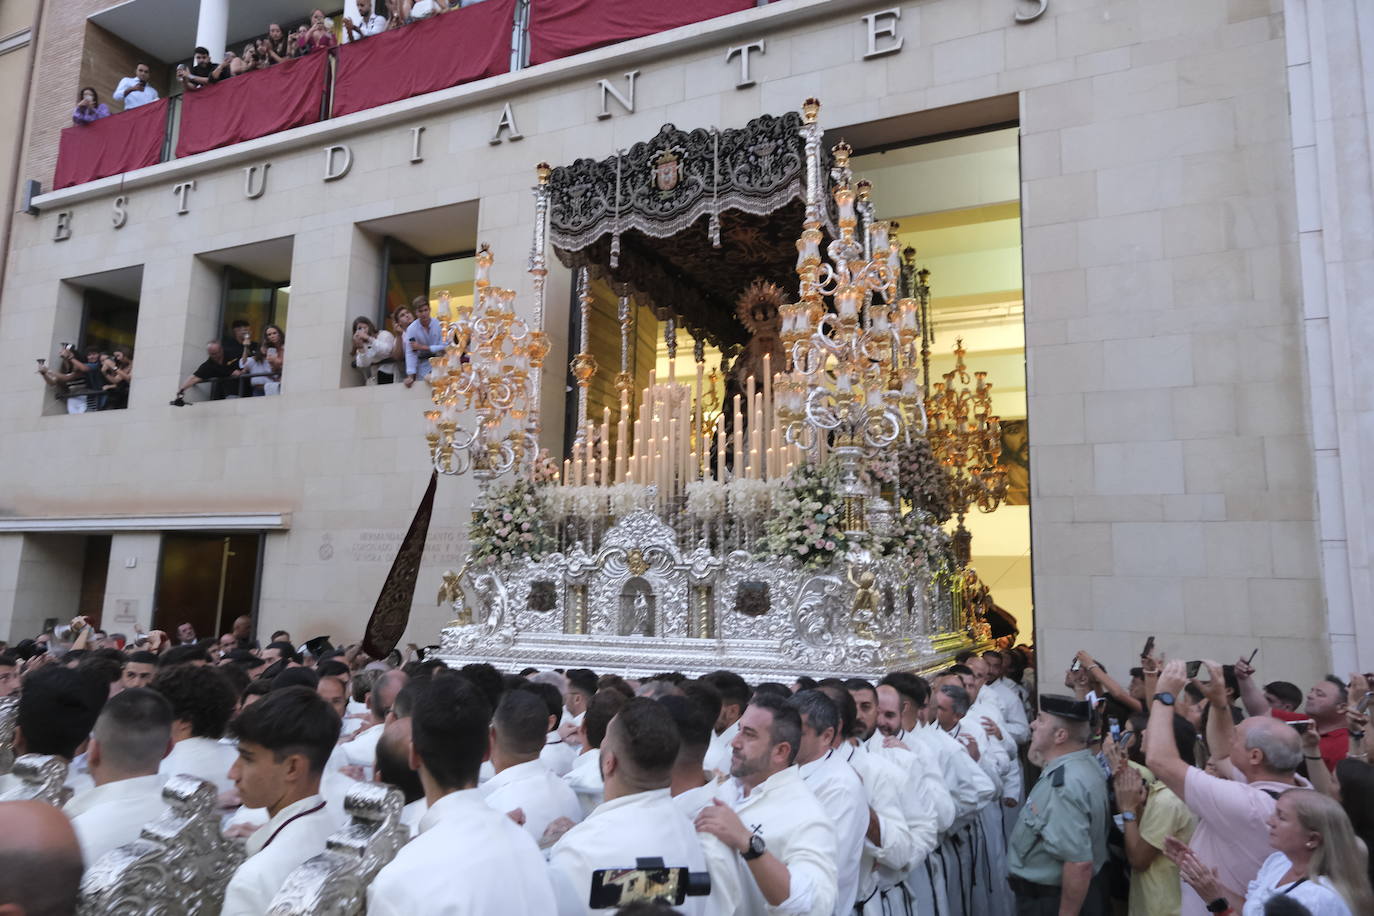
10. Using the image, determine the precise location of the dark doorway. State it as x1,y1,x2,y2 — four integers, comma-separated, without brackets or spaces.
76,535,112,626
153,533,261,642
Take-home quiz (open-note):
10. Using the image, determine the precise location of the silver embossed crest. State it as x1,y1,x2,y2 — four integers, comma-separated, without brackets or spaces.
0,753,70,805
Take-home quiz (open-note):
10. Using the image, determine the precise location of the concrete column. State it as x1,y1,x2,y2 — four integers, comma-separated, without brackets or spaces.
195,0,230,60
0,534,84,642
101,533,162,637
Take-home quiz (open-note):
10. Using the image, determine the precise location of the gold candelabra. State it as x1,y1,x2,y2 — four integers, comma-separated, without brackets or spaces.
424,242,549,482
924,337,1007,564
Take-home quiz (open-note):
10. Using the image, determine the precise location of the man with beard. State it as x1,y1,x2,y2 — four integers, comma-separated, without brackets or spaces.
1007,694,1109,916
694,692,838,916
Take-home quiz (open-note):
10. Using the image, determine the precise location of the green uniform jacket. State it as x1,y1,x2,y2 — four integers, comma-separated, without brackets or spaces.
1007,748,1110,886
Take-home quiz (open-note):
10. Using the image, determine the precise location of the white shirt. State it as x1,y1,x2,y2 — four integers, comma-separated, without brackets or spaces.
841,742,930,899
159,736,237,794
984,678,1031,745
673,778,720,821
481,758,583,843
898,725,995,821
410,0,444,18
548,787,711,916
1242,852,1353,916
703,721,739,776
563,748,603,818
221,794,340,916
113,76,159,109
798,750,869,916
864,731,957,835
715,766,838,916
350,11,388,38
327,722,383,778
403,318,447,378
368,788,556,915
65,773,168,866
400,798,427,837
542,731,578,778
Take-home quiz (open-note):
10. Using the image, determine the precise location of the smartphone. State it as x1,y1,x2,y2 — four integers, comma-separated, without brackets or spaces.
1291,719,1313,734
1141,636,1155,659
589,866,704,909
1070,658,1082,673
1358,692,1373,714
1186,660,1203,679
1245,648,1259,665
1108,717,1121,742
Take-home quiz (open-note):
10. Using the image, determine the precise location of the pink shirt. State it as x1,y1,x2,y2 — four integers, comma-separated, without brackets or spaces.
1181,768,1309,916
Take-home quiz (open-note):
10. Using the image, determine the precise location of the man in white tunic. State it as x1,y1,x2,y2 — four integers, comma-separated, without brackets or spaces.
979,651,1031,746
481,688,583,844
151,663,239,794
563,689,626,817
221,687,343,916
527,681,579,777
549,698,718,916
664,688,725,820
0,666,105,798
368,675,556,915
64,688,171,866
788,690,869,916
695,693,838,916
701,670,752,776
325,668,407,780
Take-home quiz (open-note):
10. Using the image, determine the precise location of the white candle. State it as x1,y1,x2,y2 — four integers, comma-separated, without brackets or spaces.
716,416,726,483
732,394,743,479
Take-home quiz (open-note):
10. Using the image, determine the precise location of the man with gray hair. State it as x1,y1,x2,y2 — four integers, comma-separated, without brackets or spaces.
64,687,174,864
1145,659,1309,916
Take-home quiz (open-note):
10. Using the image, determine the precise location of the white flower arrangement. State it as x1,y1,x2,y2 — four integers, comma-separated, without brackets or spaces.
726,478,778,517
757,462,847,569
685,480,728,519
566,485,605,520
469,479,554,566
608,483,651,517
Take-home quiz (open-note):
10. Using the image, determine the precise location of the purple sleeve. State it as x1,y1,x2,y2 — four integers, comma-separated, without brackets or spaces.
72,105,96,124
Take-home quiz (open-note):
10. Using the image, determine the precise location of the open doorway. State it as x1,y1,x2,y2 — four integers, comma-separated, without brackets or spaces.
152,533,261,642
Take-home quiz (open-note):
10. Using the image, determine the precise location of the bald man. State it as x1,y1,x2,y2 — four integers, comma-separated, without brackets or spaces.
0,801,84,915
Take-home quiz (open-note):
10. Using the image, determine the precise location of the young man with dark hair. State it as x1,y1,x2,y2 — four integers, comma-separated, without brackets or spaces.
368,675,556,914
481,689,582,843
701,669,752,775
694,692,839,916
662,681,722,818
64,687,173,863
1,665,107,795
0,653,17,698
564,688,627,817
525,680,576,777
121,650,158,689
222,686,342,916
549,698,713,916
564,668,599,722
262,640,301,666
151,664,238,793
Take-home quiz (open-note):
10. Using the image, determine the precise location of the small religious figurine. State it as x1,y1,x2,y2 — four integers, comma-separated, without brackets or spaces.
438,567,472,626
848,565,879,639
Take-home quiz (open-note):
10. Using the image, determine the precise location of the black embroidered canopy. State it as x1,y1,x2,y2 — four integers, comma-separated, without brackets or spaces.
548,111,830,349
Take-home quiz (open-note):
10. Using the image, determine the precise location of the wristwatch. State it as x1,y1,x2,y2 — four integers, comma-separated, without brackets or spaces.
742,833,766,861
1153,692,1176,706
1119,811,1137,823
1206,898,1231,913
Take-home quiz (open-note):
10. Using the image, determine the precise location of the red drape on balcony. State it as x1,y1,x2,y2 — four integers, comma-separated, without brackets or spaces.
53,99,168,190
528,0,755,65
332,0,516,117
176,53,329,158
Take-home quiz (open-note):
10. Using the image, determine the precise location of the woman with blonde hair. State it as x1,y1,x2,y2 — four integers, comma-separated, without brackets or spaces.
1170,787,1374,915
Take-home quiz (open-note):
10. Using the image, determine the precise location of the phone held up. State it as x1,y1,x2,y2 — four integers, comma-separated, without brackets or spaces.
588,859,711,910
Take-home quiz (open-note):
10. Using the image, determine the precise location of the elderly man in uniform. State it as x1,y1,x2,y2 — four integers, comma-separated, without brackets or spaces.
1007,695,1109,916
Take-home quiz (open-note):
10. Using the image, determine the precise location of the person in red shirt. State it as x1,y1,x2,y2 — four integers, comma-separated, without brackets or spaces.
1237,658,1349,773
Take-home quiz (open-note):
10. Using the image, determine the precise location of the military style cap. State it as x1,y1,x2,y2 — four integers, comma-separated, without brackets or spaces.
1040,693,1092,722
303,635,333,657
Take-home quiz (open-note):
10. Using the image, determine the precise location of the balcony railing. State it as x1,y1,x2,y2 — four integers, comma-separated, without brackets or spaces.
54,0,764,191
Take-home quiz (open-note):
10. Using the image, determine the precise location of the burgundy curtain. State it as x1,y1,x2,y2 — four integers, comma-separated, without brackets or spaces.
528,0,755,66
332,0,516,117
53,99,168,190
176,53,329,157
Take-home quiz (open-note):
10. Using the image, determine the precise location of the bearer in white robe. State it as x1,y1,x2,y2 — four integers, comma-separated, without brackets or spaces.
368,675,555,915
548,698,716,916
480,688,583,845
64,688,172,866
789,690,870,916
694,694,838,916
221,687,344,916
978,651,1031,746
700,671,751,776
563,688,626,817
151,664,238,795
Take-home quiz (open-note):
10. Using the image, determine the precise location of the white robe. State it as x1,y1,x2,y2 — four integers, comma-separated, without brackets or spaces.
983,677,1031,745
672,779,720,821
714,765,838,916
65,773,167,867
798,750,869,916
563,748,604,818
480,758,584,844
703,721,739,776
222,794,341,916
368,788,556,915
159,736,238,794
541,731,578,778
859,733,952,916
548,787,713,916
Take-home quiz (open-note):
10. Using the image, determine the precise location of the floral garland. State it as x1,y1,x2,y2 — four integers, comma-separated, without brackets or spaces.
882,507,950,573
468,479,554,567
757,461,848,569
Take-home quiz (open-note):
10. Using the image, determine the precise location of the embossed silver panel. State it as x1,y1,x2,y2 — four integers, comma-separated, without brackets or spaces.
439,508,968,679
0,753,70,805
0,696,17,774
79,775,244,916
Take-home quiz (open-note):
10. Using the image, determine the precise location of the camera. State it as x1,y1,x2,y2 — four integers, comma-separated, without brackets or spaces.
588,859,711,909
170,394,188,407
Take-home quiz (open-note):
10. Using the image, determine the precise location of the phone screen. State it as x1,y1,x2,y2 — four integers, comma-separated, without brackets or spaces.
1359,692,1372,714
589,867,688,908
1186,660,1203,679
1070,658,1082,672
1142,636,1155,659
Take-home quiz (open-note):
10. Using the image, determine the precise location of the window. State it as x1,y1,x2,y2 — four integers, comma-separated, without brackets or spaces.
376,236,475,383
41,266,142,415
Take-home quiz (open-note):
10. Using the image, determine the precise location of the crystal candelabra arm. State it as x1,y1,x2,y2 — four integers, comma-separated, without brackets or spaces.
861,406,902,450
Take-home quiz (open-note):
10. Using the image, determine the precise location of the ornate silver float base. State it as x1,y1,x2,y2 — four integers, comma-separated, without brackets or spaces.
436,508,974,679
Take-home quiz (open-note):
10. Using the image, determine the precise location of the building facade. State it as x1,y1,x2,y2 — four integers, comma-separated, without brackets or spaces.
0,0,1370,684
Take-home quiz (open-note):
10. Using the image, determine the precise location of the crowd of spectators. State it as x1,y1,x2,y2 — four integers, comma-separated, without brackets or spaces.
170,318,286,405
1,614,1369,916
37,343,132,412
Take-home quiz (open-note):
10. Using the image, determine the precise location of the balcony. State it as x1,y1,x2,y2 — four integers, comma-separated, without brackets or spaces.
55,0,769,190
